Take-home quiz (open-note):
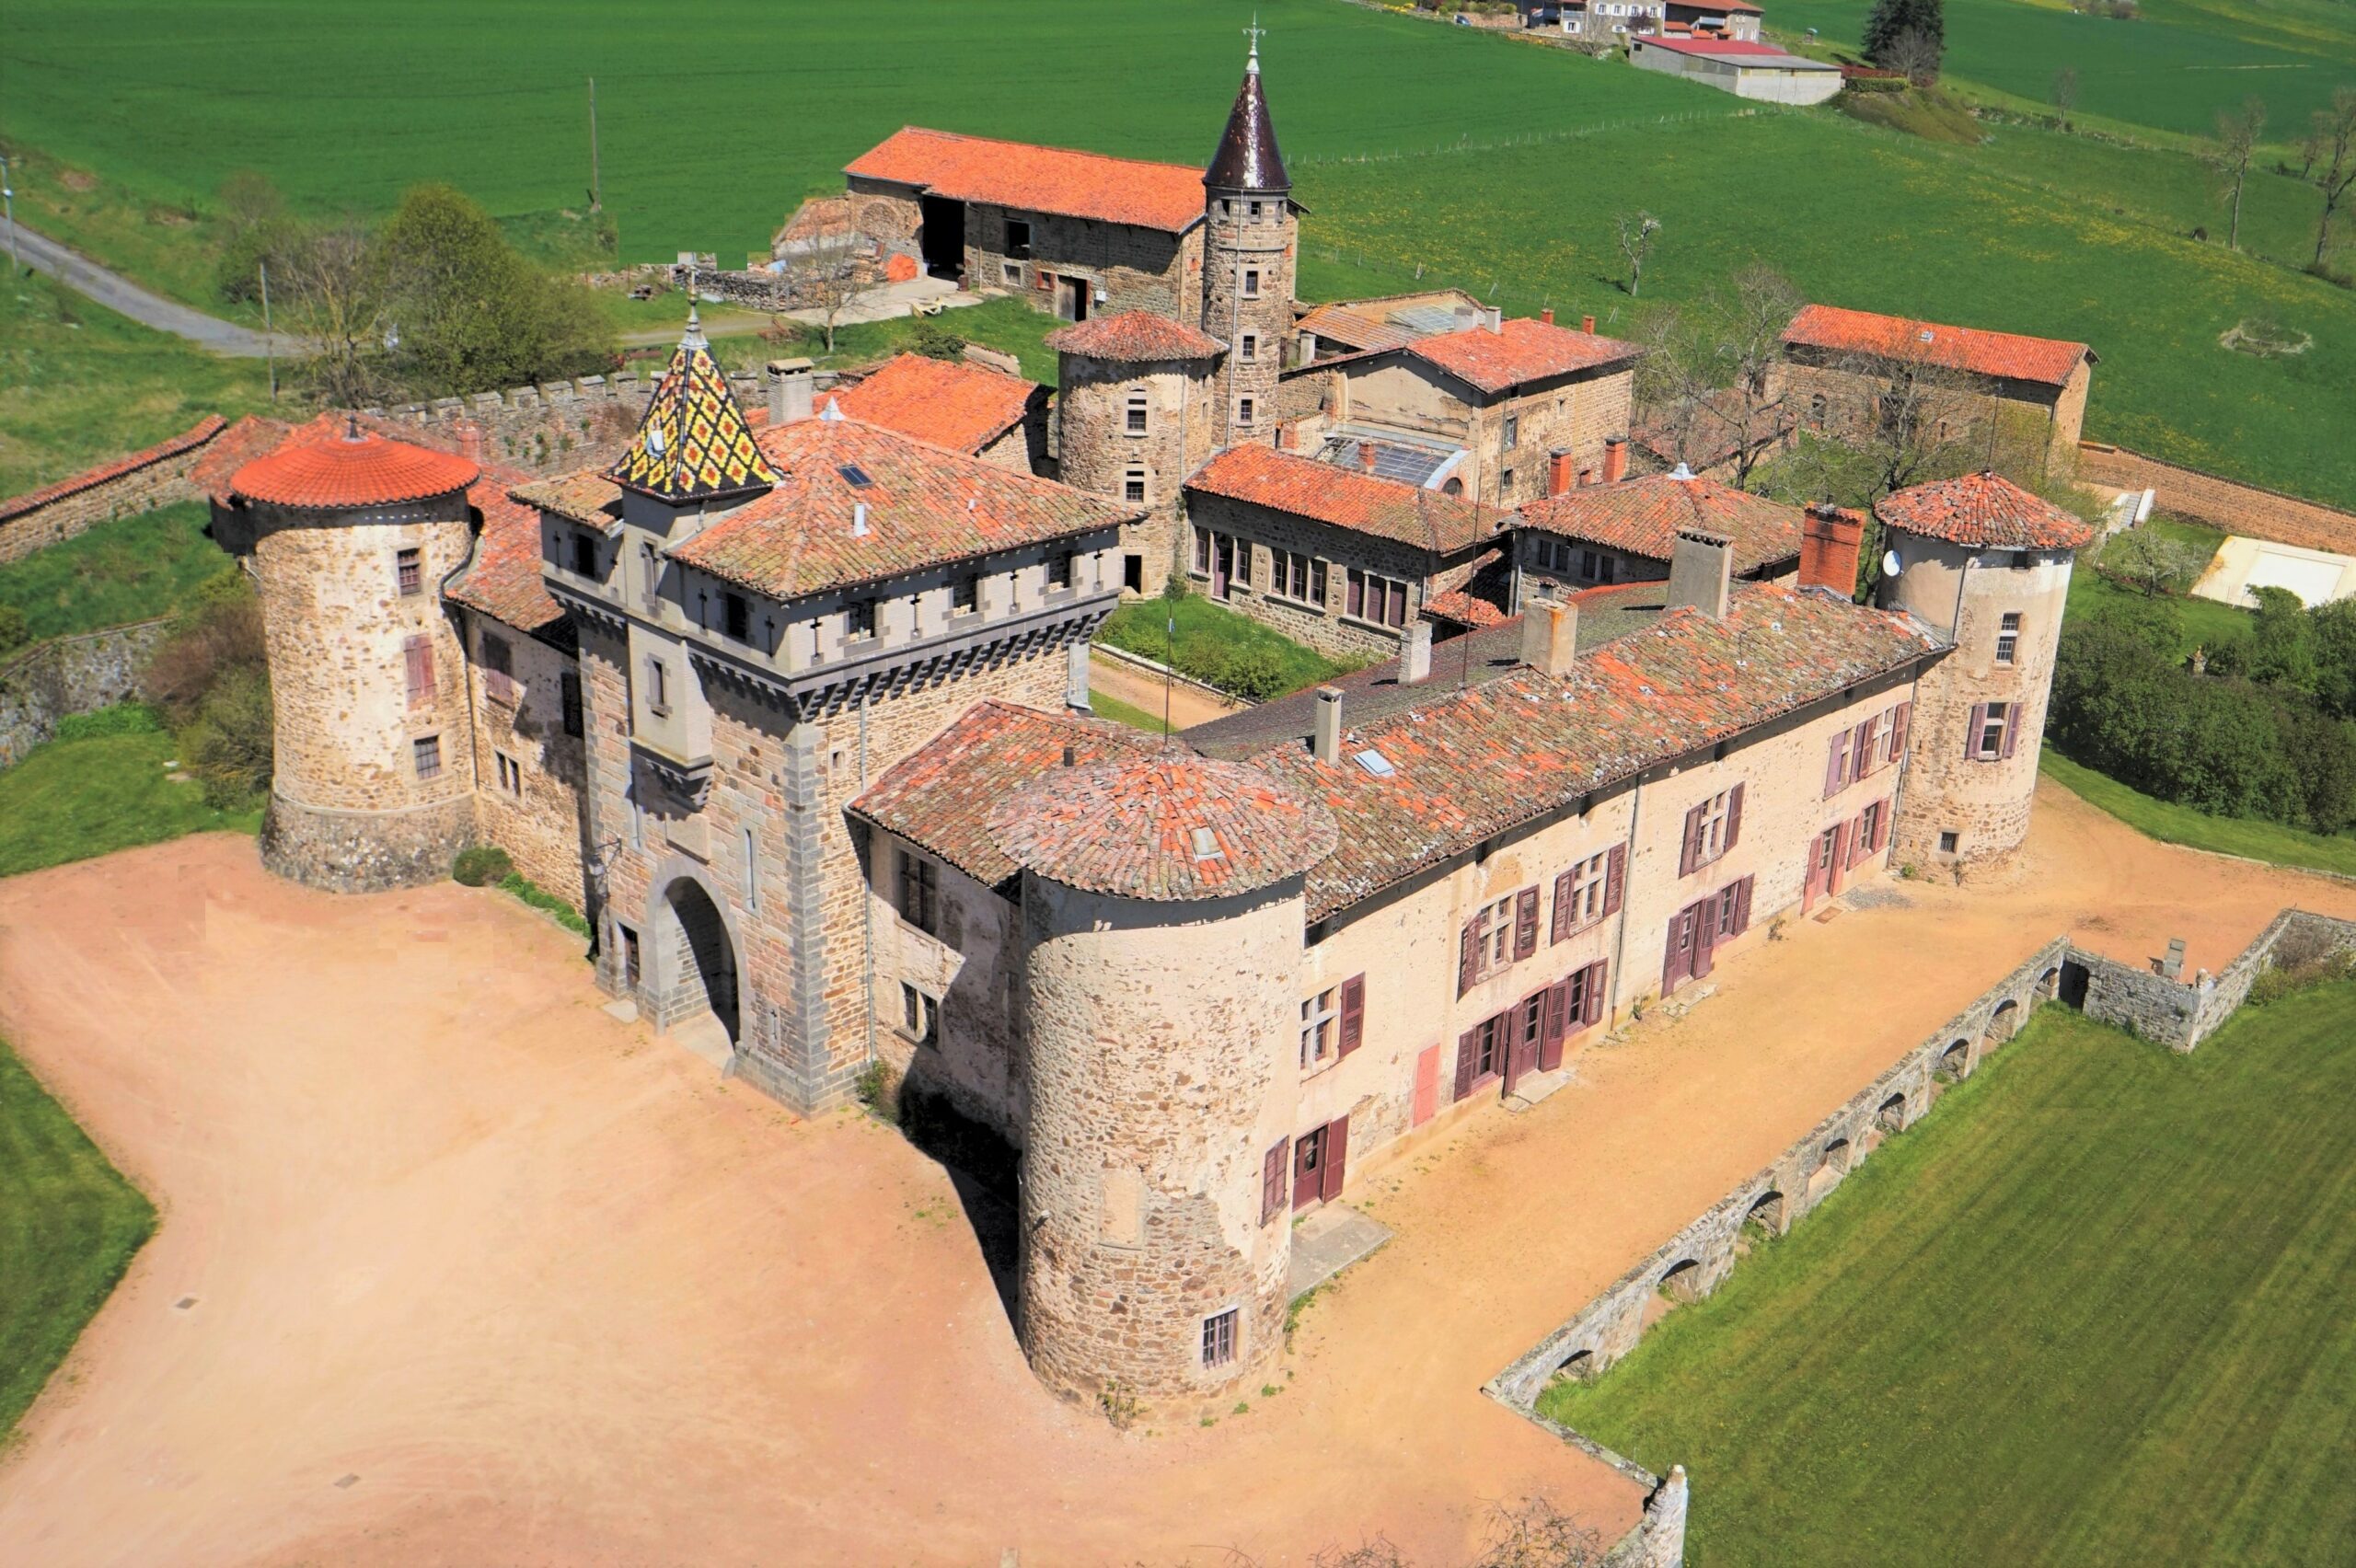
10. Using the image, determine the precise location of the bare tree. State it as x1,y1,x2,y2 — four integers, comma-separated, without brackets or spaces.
2305,86,2356,269
1615,211,1661,298
2208,97,2267,251
2051,67,2079,133
280,219,390,408
1634,264,1804,489
1798,322,1984,500
1880,28,1942,86
779,232,875,353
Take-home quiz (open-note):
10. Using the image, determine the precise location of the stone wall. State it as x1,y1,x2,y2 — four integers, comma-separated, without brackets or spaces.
462,613,589,908
260,790,478,894
0,417,224,566
1182,490,1458,660
0,621,168,769
2073,908,2356,1051
1200,196,1296,444
361,373,767,480
2075,443,2356,556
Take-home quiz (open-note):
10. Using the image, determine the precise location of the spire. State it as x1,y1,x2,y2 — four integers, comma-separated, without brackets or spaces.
606,316,778,504
1205,28,1288,192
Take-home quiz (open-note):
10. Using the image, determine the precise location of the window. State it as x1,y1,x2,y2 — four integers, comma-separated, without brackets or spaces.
1455,1011,1510,1099
1193,526,1212,573
1480,894,1516,972
1714,880,1746,938
1124,554,1144,593
1202,1308,1238,1368
1995,612,2021,667
1580,549,1616,585
496,752,522,795
1047,550,1074,591
1502,413,1519,450
1240,331,1259,363
1345,569,1409,629
1236,395,1256,427
1679,785,1743,875
1551,848,1617,940
1938,830,1959,854
643,656,670,716
1300,986,1338,1069
395,547,422,596
1126,390,1149,435
1005,219,1032,259
722,591,751,642
560,672,583,739
480,631,513,679
1242,267,1261,298
898,850,940,936
1124,468,1147,503
1565,961,1602,1025
952,574,978,615
572,532,598,578
412,733,443,780
640,542,661,611
1001,260,1022,286
846,598,877,641
1459,887,1538,994
403,634,435,709
1248,200,1263,220
1502,467,1516,493
1971,701,2012,761
1854,801,1884,865
900,982,940,1046
1274,549,1324,605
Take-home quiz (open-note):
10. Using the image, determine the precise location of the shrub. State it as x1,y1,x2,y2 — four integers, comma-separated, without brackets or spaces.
52,703,163,742
1207,643,1290,704
453,843,515,887
179,666,273,810
854,1059,901,1124
497,870,592,937
2246,949,2356,1007
2096,527,2200,598
908,319,967,361
0,604,29,662
143,573,266,725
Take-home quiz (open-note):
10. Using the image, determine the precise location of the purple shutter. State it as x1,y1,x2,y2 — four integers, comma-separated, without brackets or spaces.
1338,974,1366,1056
1459,919,1479,997
1825,731,1850,798
1890,700,1912,763
1726,783,1745,853
1514,886,1540,961
1664,914,1688,993
1966,703,1990,761
1604,845,1626,917
1584,960,1609,1024
1552,870,1574,943
1322,1116,1349,1203
1453,1031,1478,1101
1261,1140,1288,1224
1734,876,1754,935
2002,704,2020,760
1679,801,1703,876
1693,901,1716,979
1540,980,1571,1071
1854,721,1875,779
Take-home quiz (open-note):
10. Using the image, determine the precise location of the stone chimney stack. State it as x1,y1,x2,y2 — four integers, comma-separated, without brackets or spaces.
1540,307,1554,327
1800,503,1866,597
1311,686,1344,764
1486,306,1503,334
1602,436,1629,485
455,421,482,464
768,358,814,424
1668,528,1734,620
1581,314,1597,335
1547,450,1576,498
1402,620,1433,685
1519,594,1579,677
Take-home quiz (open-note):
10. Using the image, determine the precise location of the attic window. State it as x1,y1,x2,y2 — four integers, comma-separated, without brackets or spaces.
837,464,874,488
1354,748,1396,778
1917,329,1934,344
1190,827,1225,862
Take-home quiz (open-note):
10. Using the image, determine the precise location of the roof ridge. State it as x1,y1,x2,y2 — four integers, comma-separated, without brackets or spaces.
881,125,1200,176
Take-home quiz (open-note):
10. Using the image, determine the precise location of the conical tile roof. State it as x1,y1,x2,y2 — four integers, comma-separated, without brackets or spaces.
606,312,779,503
1205,40,1288,192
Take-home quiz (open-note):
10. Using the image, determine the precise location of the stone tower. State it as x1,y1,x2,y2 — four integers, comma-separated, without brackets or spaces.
988,754,1336,1408
1875,471,2096,870
1200,36,1297,449
1045,312,1224,596
230,418,484,892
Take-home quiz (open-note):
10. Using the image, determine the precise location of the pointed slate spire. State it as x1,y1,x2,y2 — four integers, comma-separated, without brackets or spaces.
1205,29,1288,193
606,314,778,503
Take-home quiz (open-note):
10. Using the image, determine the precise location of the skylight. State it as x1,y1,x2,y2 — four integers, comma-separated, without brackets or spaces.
838,463,874,488
1190,826,1225,861
1354,748,1396,778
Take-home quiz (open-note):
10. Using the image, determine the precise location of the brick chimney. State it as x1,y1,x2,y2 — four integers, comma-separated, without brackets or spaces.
1519,594,1579,677
1801,503,1865,596
1540,307,1555,327
1311,686,1344,764
768,357,814,424
1602,435,1628,485
1402,619,1434,686
1668,528,1733,620
1581,314,1597,335
455,421,482,464
1547,450,1576,498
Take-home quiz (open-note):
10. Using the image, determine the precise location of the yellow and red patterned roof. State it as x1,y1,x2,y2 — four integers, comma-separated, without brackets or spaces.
606,316,779,503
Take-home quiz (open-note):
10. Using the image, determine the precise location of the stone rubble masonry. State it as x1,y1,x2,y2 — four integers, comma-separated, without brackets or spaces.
2076,908,2356,1051
1181,489,1472,661
461,611,590,908
361,372,769,481
1771,352,2089,480
1198,197,1296,447
0,620,169,768
1056,354,1217,598
2076,442,2356,557
0,416,224,566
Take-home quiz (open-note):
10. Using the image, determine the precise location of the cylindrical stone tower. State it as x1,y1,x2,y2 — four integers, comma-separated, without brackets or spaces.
230,420,483,892
1045,312,1223,595
1875,470,2096,870
988,755,1336,1409
1200,39,1296,448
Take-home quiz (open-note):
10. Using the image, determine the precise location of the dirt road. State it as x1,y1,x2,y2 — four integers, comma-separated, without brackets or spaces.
0,782,2347,1565
1091,646,1242,730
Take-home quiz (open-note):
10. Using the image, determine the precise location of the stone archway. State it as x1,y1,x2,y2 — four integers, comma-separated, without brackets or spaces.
1986,997,2022,1047
647,870,743,1058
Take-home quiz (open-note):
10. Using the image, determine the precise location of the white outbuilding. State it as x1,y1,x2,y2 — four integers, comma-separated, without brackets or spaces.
1629,37,1844,105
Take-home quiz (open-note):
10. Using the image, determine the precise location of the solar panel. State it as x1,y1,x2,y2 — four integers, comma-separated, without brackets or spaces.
1389,305,1461,338
837,463,874,488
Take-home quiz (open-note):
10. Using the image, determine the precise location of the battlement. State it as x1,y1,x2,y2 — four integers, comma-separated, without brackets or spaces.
360,369,770,478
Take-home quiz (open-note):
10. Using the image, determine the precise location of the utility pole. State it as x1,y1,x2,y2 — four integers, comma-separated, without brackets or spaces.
259,259,277,400
587,77,602,213
0,155,17,271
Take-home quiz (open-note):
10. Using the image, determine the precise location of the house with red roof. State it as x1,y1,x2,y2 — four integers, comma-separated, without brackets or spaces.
1522,0,1762,43
818,352,1049,473
1629,36,1842,104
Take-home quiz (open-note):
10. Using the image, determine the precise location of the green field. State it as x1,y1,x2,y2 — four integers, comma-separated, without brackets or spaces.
0,1032,155,1444
2041,745,2356,874
0,714,260,881
0,502,231,644
1541,996,2356,1566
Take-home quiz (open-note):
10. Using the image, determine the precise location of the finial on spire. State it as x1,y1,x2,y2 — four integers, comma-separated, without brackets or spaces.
343,412,363,443
683,303,707,351
1244,12,1265,72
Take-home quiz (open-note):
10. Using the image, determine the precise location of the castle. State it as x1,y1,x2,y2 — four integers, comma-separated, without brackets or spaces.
201,45,2098,1411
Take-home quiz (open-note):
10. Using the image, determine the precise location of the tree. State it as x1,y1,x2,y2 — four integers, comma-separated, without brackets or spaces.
1614,211,1661,298
2208,98,2267,252
2051,67,2079,133
1632,264,1804,488
279,218,392,408
2304,86,2356,269
214,170,302,306
1879,26,1944,86
1865,0,1943,74
2096,526,2200,597
778,231,874,354
1822,326,1982,498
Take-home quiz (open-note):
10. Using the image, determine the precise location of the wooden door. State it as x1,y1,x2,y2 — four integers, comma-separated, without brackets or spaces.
1212,534,1232,599
1411,1044,1440,1126
1292,1125,1323,1210
1663,906,1698,994
1321,1116,1349,1203
1827,822,1851,898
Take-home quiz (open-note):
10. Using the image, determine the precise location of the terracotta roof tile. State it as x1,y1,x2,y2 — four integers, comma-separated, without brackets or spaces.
1874,470,2099,550
848,127,1207,233
987,753,1336,901
1425,588,1508,628
822,353,1041,455
1405,317,1643,395
1045,311,1224,363
230,415,479,509
0,416,227,524
1186,442,1507,556
189,414,294,504
446,464,565,635
1519,474,1803,577
1783,304,2093,388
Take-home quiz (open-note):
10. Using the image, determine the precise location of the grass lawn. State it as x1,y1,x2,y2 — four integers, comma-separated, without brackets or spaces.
0,1033,156,1445
2039,747,2356,878
709,296,1068,386
1097,592,1358,700
1540,996,2356,1566
0,502,231,643
1087,686,1174,735
0,717,260,881
2066,517,2253,658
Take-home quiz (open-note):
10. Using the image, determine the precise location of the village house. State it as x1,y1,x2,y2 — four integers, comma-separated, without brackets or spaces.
1629,36,1844,104
1524,0,1764,41
1516,466,1804,594
817,351,1051,473
1291,289,1485,365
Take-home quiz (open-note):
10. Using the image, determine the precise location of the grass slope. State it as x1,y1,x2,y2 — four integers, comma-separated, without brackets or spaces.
0,1034,155,1444
0,720,260,880
1541,997,2356,1566
0,502,231,642
2040,747,2356,876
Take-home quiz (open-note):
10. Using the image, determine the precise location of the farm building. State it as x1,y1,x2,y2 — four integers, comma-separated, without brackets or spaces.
1630,37,1842,103
1524,0,1764,41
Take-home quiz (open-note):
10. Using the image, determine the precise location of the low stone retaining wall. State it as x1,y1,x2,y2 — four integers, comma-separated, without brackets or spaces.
2076,442,2356,557
0,417,225,566
2073,909,2356,1049
1090,640,1247,711
0,621,168,769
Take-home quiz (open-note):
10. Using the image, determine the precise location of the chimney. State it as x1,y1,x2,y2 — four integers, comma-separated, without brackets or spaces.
1801,503,1865,596
1668,528,1733,620
1277,420,1298,452
768,357,814,424
1357,441,1377,473
1581,314,1597,335
1519,594,1579,677
455,421,482,464
1546,450,1576,498
1453,304,1481,333
1540,307,1555,327
1486,306,1503,334
1311,686,1344,765
1402,620,1433,686
1602,436,1628,485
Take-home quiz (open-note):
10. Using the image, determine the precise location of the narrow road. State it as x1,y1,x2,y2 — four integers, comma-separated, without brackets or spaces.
615,276,983,348
1091,646,1243,730
12,219,294,358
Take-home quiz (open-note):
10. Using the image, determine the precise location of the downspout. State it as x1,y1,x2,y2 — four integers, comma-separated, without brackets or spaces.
1606,773,1645,1025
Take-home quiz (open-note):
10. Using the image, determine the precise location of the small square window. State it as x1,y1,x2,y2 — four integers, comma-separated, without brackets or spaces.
412,734,443,780
395,547,422,596
1002,260,1022,285
1047,550,1074,590
1938,830,1959,854
952,574,979,614
846,599,877,640
1124,469,1147,503
1242,267,1261,298
1202,1307,1238,1368
1240,331,1258,363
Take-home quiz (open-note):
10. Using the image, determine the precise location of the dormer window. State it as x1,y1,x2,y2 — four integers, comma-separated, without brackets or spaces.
1248,200,1263,220
722,591,751,642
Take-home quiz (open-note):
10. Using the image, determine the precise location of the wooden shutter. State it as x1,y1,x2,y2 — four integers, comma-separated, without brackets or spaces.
1853,721,1876,778
1725,783,1745,853
1604,845,1626,917
1692,901,1716,980
1679,801,1704,876
1453,1030,1478,1101
1514,886,1540,961
1890,700,1912,762
1322,1117,1349,1203
1966,703,1990,760
1847,814,1869,869
1337,974,1366,1056
1293,1134,1319,1209
2001,704,2020,760
1874,799,1893,852
1824,730,1850,798
403,634,433,708
1583,960,1609,1025
1734,876,1754,935
1539,980,1571,1072
1551,870,1574,943
1663,913,1688,993
1261,1140,1288,1225
1458,919,1479,997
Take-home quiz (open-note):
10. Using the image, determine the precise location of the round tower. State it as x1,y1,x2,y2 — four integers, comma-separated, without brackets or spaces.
231,419,483,892
988,755,1336,1408
1875,471,2096,870
1045,312,1224,595
1200,36,1297,449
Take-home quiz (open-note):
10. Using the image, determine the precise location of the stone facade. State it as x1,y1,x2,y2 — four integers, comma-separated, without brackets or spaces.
0,417,221,565
1774,352,2090,482
1056,355,1218,597
0,620,167,769
461,612,590,907
1199,193,1297,446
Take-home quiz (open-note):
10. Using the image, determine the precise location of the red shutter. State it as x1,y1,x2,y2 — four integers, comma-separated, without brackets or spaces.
1261,1140,1288,1224
1692,901,1716,980
2002,704,2020,760
1604,845,1626,917
1734,876,1754,935
1663,912,1688,993
1514,886,1540,961
1293,1135,1319,1209
1966,703,1989,761
1322,1116,1349,1203
1725,783,1745,853
1824,731,1850,798
1539,980,1571,1071
1679,801,1704,876
404,634,433,708
1459,919,1479,997
1552,870,1574,943
1890,700,1912,763
1583,960,1609,1025
1453,1031,1478,1101
1854,721,1875,778
1337,974,1366,1056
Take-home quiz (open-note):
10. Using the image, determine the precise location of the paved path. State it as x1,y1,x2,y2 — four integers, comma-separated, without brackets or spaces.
615,276,983,348
11,220,294,358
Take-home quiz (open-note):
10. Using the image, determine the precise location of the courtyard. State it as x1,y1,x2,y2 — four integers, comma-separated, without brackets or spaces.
1,778,2351,1565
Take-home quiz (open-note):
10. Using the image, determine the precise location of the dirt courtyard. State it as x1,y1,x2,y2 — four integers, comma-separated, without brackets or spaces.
2,780,2350,1566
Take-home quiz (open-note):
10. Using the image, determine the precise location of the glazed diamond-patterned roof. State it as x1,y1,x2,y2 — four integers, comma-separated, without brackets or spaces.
822,353,1040,455
1186,442,1507,556
1519,474,1803,577
987,753,1337,902
848,127,1207,234
606,321,779,503
1044,311,1224,363
1782,304,2093,389
1406,317,1644,396
1874,470,2100,551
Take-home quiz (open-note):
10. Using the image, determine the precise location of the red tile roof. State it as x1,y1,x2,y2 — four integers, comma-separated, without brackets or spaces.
1405,317,1643,395
1186,442,1508,556
446,465,566,635
1783,304,2093,389
190,414,294,504
821,353,1041,455
1045,311,1224,363
230,415,479,509
1641,37,1833,63
1425,588,1508,628
987,753,1337,902
847,127,1207,234
1874,470,2099,551
1519,474,1803,577
0,415,225,525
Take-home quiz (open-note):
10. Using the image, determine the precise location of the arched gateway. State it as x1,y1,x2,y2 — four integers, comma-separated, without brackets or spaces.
650,873,741,1050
